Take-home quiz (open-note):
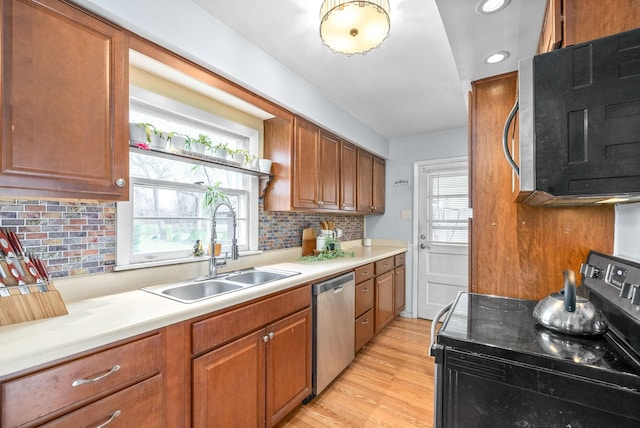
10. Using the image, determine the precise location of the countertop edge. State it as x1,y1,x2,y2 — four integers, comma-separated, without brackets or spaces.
0,245,407,378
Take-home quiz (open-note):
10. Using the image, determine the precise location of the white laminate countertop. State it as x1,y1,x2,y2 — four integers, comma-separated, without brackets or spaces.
0,244,406,378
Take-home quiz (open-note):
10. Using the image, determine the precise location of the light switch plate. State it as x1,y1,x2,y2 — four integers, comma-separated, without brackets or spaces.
401,209,412,220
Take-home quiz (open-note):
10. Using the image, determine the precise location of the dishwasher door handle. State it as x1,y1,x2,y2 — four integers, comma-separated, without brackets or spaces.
333,284,344,293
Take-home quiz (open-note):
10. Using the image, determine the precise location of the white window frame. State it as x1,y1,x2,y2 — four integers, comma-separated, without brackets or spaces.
116,86,260,270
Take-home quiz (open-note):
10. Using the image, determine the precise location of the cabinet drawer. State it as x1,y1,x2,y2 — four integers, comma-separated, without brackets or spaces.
395,253,405,267
375,257,395,275
2,333,162,428
354,264,374,284
192,284,311,355
41,375,163,428
355,309,375,352
355,279,374,318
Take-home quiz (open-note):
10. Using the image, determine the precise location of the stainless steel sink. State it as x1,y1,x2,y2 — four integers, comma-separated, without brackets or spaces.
224,268,298,285
141,267,299,303
161,280,243,302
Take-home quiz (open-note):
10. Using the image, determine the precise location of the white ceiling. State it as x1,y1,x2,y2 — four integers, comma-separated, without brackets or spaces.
188,0,546,140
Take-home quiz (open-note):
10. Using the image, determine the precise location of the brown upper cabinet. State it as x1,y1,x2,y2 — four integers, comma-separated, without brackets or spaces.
340,141,357,212
264,116,385,214
538,0,640,53
357,149,385,214
290,119,340,211
0,0,129,201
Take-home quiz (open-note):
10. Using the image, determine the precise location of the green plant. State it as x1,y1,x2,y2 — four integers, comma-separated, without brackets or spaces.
203,181,229,208
136,122,161,143
183,134,194,150
211,142,229,153
230,148,252,163
195,133,212,150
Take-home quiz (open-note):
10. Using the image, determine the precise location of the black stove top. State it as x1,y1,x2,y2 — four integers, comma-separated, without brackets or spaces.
438,292,640,388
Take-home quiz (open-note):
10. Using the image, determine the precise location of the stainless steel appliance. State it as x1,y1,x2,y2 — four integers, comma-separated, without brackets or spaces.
431,251,640,427
308,272,355,399
505,27,640,206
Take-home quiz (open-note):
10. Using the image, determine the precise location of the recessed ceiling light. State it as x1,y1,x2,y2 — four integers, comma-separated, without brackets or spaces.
484,51,510,64
475,0,511,15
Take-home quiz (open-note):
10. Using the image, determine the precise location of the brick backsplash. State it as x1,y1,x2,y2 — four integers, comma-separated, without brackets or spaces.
258,201,364,251
0,200,117,278
0,199,365,278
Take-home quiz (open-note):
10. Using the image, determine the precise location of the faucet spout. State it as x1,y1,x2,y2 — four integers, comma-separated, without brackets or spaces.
208,201,239,278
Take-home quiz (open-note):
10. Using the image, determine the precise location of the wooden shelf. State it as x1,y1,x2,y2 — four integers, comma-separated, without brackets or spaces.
130,145,275,198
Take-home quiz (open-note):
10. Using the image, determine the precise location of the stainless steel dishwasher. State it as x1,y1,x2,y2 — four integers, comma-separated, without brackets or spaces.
309,271,355,399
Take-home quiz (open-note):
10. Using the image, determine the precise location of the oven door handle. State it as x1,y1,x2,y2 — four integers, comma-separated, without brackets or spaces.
429,301,453,357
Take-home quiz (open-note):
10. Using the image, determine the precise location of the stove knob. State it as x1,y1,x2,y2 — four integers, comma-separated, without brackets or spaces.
631,286,640,306
620,282,633,299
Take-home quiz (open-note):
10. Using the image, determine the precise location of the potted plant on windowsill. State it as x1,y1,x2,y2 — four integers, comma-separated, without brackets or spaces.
229,148,251,165
210,142,229,160
129,122,165,149
191,133,211,154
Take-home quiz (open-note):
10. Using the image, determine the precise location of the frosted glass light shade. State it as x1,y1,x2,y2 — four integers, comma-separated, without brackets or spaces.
320,0,390,55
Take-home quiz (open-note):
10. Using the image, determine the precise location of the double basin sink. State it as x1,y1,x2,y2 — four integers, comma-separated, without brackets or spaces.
141,267,300,303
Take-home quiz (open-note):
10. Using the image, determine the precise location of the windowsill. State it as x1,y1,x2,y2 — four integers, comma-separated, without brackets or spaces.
113,250,263,272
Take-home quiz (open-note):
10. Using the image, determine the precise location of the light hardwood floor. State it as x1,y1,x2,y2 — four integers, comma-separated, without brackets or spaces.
279,317,435,428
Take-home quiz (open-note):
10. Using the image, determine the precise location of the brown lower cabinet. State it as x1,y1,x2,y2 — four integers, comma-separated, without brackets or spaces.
193,307,311,428
354,252,407,351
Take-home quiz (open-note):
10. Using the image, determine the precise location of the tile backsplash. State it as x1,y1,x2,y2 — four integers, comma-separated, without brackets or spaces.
0,199,364,278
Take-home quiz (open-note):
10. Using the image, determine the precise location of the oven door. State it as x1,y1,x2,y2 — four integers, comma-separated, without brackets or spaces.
436,347,640,427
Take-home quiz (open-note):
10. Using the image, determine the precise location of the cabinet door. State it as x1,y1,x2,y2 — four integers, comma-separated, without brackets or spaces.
293,118,319,209
192,330,266,428
340,141,357,211
318,130,340,210
356,149,373,212
563,0,640,48
0,0,128,201
265,307,312,427
372,156,385,214
394,265,406,316
374,271,395,334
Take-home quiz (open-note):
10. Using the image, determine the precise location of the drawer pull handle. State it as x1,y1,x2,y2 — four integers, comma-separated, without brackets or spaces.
362,271,368,276
362,287,369,292
96,410,122,428
72,364,121,387
362,318,369,325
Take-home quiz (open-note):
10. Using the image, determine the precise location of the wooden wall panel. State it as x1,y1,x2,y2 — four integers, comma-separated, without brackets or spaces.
469,72,614,300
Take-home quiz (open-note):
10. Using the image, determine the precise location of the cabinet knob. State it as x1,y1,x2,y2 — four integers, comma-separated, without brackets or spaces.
263,335,269,342
115,178,126,187
268,332,275,339
318,201,324,206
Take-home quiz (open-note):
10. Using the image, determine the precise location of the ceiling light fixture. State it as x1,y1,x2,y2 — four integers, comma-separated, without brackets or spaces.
484,50,510,64
319,0,390,56
475,0,511,15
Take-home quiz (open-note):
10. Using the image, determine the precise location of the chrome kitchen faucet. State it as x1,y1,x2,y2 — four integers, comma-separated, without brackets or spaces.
204,201,239,279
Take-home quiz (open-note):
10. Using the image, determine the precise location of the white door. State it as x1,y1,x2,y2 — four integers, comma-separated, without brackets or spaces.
415,158,470,320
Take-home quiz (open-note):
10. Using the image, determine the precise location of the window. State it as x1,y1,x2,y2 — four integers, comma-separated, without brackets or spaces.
419,161,471,245
117,86,259,268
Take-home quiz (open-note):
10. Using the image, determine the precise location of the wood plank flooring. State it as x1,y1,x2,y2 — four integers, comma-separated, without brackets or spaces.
279,317,435,428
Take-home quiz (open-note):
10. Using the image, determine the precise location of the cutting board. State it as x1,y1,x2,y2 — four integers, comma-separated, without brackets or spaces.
302,228,316,256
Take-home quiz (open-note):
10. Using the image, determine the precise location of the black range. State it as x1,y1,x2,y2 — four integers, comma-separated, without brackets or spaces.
431,251,640,428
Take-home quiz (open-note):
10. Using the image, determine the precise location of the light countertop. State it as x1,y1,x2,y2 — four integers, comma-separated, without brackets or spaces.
0,242,406,378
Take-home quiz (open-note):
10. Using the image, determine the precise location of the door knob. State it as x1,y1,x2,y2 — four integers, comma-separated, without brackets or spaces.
420,243,427,249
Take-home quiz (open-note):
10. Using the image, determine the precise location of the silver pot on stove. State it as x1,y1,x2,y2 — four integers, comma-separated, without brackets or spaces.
533,270,607,336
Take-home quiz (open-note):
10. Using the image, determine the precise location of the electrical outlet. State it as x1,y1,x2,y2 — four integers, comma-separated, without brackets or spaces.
401,209,412,220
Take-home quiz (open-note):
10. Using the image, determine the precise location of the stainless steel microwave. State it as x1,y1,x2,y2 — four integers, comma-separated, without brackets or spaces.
504,27,640,207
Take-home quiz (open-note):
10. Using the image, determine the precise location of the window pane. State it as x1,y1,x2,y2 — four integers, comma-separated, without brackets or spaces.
134,186,203,218
428,170,470,244
133,218,209,257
